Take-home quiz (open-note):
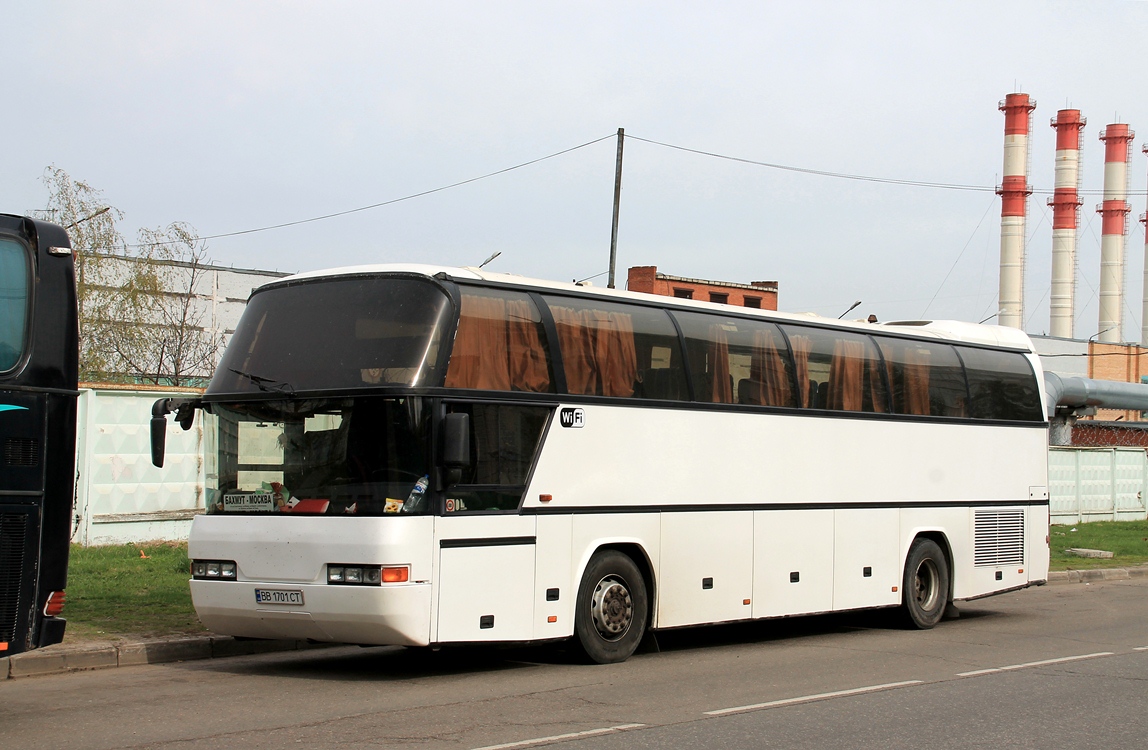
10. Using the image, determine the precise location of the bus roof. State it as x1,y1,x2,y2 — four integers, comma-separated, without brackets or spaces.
274,263,1035,352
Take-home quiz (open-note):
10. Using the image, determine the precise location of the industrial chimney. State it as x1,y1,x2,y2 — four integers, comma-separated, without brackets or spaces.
1142,144,1148,344
997,93,1035,329
1048,110,1086,338
1096,123,1134,343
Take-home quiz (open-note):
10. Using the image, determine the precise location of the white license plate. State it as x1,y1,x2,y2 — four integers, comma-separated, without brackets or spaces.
254,588,304,606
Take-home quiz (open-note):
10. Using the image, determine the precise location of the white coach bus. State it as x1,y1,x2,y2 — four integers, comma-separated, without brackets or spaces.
152,264,1050,663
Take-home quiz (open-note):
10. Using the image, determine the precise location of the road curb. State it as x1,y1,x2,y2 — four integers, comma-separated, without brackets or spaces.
1047,567,1148,584
1,636,325,680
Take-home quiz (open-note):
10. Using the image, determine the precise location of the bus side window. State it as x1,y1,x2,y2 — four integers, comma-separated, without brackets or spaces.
0,237,30,372
444,403,550,511
445,287,555,393
672,311,796,407
958,348,1043,421
782,325,888,413
544,296,687,400
876,338,968,417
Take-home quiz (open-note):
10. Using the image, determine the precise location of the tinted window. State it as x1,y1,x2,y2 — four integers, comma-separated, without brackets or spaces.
445,287,554,393
445,403,550,511
674,311,796,407
876,337,968,417
545,296,688,400
958,348,1043,421
209,277,452,395
781,325,888,413
0,237,29,371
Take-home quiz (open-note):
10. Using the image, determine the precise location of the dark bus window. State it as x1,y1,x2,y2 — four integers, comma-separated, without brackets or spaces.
445,287,554,393
876,338,968,417
780,325,888,413
209,277,453,395
673,311,795,407
958,348,1043,421
0,237,29,371
445,403,550,511
544,296,688,400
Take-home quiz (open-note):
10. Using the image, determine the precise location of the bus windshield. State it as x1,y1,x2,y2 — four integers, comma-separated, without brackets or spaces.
208,276,453,396
207,396,432,516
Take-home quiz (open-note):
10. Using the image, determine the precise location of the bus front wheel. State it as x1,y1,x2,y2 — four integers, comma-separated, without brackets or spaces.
573,550,649,664
901,538,949,629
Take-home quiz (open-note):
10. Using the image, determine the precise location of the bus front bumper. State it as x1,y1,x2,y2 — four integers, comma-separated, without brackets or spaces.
190,580,432,647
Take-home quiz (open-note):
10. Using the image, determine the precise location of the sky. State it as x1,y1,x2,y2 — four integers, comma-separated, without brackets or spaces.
4,1,1148,340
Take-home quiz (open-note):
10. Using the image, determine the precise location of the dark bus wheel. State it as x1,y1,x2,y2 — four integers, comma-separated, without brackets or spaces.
902,538,949,629
573,550,649,664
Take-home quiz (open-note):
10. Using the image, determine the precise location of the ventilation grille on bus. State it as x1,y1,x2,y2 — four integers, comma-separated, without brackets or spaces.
0,513,29,642
4,438,39,467
974,510,1025,566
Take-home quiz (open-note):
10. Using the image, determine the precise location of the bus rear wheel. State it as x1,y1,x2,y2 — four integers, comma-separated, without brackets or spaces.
901,538,949,629
573,550,649,664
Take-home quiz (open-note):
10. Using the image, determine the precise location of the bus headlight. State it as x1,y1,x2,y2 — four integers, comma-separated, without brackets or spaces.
192,560,237,580
327,564,406,585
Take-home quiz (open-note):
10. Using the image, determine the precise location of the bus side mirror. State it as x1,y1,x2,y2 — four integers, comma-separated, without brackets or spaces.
150,399,171,468
442,412,470,486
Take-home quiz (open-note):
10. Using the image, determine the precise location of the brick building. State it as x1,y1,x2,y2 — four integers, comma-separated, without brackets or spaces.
626,266,778,310
1087,341,1148,422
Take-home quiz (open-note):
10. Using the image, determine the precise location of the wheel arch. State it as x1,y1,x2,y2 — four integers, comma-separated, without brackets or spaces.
575,540,657,625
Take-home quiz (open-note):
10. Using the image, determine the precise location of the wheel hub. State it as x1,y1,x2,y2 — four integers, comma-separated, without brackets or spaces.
591,576,633,640
913,558,940,611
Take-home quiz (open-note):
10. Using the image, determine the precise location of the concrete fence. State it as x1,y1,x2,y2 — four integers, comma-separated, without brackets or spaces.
1049,446,1148,524
73,386,211,546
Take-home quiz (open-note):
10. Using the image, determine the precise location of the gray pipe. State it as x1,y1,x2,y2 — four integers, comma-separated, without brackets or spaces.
1044,371,1148,415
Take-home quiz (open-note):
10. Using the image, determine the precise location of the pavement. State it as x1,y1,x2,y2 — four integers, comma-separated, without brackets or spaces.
4,565,1147,680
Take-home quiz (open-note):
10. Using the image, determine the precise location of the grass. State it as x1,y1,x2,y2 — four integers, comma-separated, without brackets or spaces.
64,541,207,643
1049,520,1148,571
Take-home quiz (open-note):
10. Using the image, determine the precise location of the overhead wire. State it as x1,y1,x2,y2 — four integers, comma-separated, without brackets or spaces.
108,133,618,250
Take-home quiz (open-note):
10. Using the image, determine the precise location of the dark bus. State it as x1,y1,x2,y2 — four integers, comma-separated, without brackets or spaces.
1,214,77,655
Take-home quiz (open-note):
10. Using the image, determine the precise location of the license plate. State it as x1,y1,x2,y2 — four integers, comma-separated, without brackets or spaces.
254,588,304,606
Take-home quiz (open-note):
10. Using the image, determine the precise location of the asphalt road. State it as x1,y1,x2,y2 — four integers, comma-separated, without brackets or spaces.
5,579,1147,750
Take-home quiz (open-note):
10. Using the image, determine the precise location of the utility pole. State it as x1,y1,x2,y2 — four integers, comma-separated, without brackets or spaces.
607,128,624,289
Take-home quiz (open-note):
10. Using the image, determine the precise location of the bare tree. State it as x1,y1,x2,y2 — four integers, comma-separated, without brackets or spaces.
39,167,224,385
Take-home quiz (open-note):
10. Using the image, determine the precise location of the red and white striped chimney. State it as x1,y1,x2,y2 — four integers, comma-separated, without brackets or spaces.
1048,109,1086,338
997,93,1035,329
1141,143,1148,344
1096,123,1134,343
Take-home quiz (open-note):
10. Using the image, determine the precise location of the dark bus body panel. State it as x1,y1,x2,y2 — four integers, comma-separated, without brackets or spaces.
0,213,78,654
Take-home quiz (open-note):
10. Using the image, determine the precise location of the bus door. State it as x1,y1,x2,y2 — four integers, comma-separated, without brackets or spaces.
433,402,549,643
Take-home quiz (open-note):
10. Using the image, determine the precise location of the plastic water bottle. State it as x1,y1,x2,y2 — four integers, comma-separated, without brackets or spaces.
403,475,429,513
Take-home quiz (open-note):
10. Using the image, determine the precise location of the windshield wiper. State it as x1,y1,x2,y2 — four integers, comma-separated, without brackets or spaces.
228,368,295,396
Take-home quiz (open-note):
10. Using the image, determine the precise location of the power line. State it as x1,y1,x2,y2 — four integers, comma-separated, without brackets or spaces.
109,133,617,250
625,134,1148,196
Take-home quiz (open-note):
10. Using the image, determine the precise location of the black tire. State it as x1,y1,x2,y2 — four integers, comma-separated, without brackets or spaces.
901,538,950,629
573,550,649,664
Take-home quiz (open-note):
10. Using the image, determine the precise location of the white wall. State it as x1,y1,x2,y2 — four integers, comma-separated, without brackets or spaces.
74,387,213,545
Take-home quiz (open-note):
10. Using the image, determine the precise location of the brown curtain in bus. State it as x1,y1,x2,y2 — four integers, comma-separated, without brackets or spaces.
748,328,792,406
549,306,637,396
789,334,812,407
594,310,637,397
708,324,732,403
550,306,597,395
506,299,551,392
902,346,931,415
445,295,511,390
827,339,864,411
